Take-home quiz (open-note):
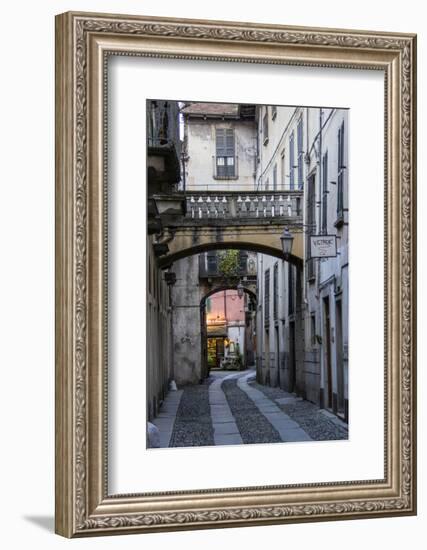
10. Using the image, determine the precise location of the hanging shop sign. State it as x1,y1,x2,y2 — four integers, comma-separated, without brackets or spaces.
310,235,337,258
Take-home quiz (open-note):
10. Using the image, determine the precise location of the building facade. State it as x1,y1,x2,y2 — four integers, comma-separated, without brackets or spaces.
146,100,183,420
170,103,259,385
255,105,349,421
181,102,257,191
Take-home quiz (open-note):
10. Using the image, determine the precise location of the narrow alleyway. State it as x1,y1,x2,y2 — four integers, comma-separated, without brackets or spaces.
151,370,348,448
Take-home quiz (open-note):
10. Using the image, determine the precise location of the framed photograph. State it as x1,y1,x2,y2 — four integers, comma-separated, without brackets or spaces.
55,11,417,537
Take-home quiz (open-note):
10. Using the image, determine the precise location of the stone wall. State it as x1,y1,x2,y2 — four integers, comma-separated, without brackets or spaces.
146,238,173,420
171,255,203,386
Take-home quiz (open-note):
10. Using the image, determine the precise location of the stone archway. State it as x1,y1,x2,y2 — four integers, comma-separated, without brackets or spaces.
158,230,303,270
200,285,258,378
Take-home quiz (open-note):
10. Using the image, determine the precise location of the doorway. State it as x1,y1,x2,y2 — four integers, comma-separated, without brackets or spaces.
207,337,225,370
275,326,280,387
323,296,333,409
289,321,296,392
335,299,345,415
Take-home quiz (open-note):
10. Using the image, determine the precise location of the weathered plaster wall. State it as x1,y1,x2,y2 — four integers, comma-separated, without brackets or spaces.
146,237,173,420
185,119,257,191
171,255,203,386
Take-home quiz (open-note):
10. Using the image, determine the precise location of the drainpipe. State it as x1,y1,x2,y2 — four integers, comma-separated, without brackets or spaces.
254,115,259,190
316,108,323,298
169,284,174,383
258,254,264,381
303,108,309,308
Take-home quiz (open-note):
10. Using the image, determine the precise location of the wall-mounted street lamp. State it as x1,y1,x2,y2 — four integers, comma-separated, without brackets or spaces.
236,281,244,299
280,226,294,258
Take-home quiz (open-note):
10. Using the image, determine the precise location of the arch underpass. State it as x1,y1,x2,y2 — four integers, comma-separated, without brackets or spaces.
200,285,258,377
158,224,303,268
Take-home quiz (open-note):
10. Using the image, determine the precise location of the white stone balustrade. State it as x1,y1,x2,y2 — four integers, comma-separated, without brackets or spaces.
187,192,302,220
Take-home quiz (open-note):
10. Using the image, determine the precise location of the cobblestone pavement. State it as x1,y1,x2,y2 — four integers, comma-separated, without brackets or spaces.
154,370,347,448
169,378,214,447
249,380,348,441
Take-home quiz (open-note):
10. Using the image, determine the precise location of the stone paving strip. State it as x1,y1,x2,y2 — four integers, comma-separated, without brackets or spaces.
152,389,183,448
169,380,215,447
238,372,312,442
221,377,282,444
209,374,243,446
249,379,348,441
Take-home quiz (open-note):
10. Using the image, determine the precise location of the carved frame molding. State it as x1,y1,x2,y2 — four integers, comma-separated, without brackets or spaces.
55,12,416,537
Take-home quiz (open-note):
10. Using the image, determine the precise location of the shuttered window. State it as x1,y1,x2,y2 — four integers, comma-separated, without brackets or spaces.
322,151,328,234
307,174,316,281
297,117,304,189
263,111,269,144
216,128,235,177
273,163,277,191
289,131,295,190
207,251,218,275
337,121,345,217
264,268,270,325
288,264,294,315
273,263,278,320
238,251,248,274
281,151,286,186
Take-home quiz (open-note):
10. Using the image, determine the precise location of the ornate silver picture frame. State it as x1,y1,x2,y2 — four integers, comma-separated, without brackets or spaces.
55,11,417,537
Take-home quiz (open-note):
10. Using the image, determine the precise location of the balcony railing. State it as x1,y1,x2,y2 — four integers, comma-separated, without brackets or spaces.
185,191,303,221
199,252,257,279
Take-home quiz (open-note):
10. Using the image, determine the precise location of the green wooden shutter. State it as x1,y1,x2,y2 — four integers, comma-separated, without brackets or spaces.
216,128,225,156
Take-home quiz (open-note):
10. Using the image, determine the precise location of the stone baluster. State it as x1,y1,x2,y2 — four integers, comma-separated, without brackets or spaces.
262,195,267,218
253,196,259,217
278,195,284,217
222,195,230,217
214,196,220,218
237,195,247,216
189,196,195,218
197,196,204,219
287,195,292,217
267,195,274,218
206,195,214,217
270,194,276,217
245,196,253,217
204,196,212,217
